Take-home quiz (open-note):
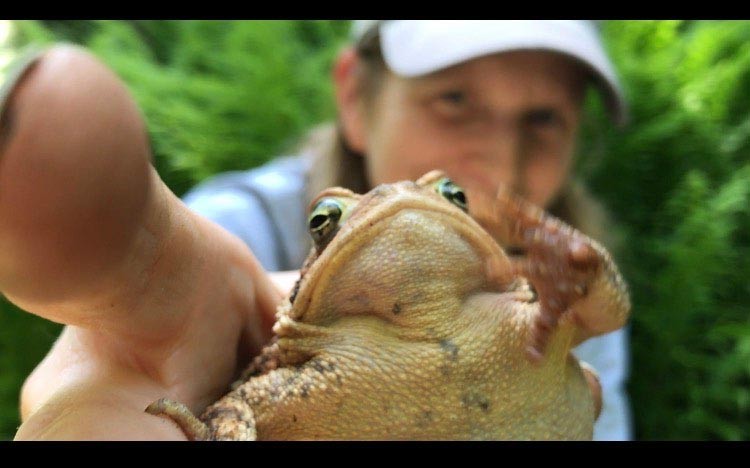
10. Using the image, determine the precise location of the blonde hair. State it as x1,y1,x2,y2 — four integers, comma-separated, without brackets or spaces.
298,29,620,251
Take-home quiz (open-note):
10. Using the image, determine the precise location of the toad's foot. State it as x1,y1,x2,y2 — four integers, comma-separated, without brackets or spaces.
513,209,601,363
146,398,211,441
469,186,629,363
146,396,257,441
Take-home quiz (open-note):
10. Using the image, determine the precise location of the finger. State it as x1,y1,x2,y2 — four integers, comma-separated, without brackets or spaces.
4,46,283,419
0,45,280,353
16,362,190,440
579,360,603,421
0,45,151,309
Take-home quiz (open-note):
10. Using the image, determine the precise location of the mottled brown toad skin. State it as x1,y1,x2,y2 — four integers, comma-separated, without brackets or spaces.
147,170,630,440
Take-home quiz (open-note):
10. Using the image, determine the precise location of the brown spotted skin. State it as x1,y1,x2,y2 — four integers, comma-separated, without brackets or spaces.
147,170,630,440
466,183,631,359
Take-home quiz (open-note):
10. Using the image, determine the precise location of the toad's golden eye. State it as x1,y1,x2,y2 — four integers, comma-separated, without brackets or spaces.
436,178,468,212
308,198,343,249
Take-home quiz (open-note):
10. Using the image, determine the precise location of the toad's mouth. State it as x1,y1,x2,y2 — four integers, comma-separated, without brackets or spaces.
287,188,510,323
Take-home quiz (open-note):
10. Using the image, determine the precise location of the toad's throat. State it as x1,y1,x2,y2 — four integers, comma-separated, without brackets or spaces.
289,199,507,323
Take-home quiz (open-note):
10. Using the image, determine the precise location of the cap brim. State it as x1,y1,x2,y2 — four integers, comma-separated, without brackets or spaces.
379,20,628,127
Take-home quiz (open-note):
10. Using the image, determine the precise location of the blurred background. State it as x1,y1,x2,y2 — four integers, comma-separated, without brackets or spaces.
0,20,749,440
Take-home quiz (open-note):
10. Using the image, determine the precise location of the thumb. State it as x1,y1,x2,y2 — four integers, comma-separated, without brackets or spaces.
0,44,151,311
0,45,280,349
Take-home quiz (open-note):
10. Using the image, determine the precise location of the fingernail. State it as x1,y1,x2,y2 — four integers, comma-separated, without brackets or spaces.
0,102,14,149
0,47,46,152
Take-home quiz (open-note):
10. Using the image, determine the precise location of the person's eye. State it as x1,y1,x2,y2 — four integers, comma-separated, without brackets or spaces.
439,90,466,106
432,90,471,119
524,108,565,131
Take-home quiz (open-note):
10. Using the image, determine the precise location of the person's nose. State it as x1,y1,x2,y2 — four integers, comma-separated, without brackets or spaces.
479,117,524,196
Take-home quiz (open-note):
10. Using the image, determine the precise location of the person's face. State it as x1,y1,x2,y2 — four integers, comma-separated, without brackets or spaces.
338,50,586,208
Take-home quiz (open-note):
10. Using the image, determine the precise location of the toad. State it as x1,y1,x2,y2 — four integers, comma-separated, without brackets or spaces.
146,170,630,440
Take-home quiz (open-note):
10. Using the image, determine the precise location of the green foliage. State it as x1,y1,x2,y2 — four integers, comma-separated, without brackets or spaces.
1,20,749,440
0,299,61,438
10,20,349,196
579,20,750,439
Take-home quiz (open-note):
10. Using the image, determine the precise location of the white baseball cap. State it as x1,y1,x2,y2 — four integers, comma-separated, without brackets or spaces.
352,20,627,126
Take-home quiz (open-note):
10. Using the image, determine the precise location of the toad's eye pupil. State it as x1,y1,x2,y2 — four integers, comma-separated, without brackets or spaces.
452,190,466,206
308,199,343,249
436,178,468,212
309,214,329,231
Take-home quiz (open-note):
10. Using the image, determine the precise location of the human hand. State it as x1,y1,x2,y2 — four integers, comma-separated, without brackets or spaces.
1,45,284,440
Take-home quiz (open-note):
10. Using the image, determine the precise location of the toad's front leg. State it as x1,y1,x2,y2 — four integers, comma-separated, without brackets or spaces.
470,187,631,361
146,394,257,441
